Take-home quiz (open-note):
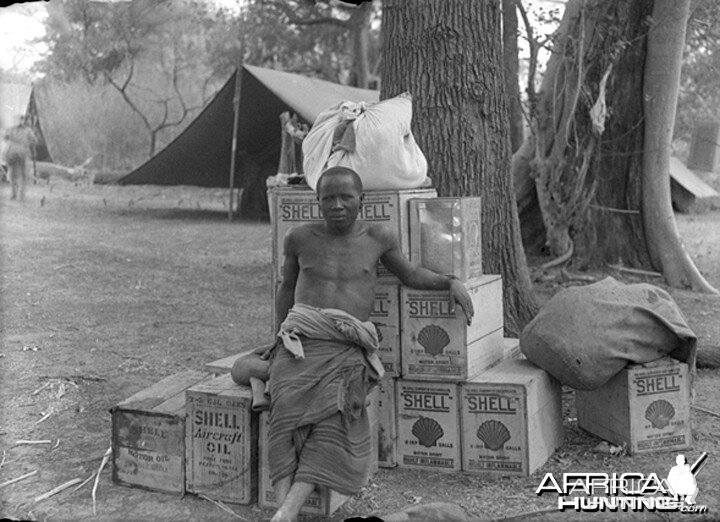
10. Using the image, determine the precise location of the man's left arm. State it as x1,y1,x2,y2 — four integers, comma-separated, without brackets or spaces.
379,230,474,325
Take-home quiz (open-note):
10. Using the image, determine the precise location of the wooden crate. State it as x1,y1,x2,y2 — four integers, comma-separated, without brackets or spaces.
257,389,378,515
269,186,436,281
409,197,482,282
185,374,258,504
396,380,461,471
111,370,213,494
401,275,504,381
376,377,398,468
371,283,402,377
460,359,563,476
577,358,691,454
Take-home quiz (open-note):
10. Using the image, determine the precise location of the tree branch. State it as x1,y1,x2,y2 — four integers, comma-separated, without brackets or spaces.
263,0,350,28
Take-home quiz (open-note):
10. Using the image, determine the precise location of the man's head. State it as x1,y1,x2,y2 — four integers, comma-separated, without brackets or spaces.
316,167,364,232
677,455,686,466
316,166,363,194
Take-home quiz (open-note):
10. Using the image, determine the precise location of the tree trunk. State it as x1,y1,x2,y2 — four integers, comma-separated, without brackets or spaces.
348,2,374,88
642,0,717,293
528,0,597,259
502,0,523,153
381,0,537,335
571,0,654,269
511,0,584,257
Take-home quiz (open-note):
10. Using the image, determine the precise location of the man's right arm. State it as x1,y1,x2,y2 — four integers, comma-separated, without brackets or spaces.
377,226,474,326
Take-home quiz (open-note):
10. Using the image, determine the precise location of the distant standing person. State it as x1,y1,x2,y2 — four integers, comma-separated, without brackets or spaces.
3,115,38,201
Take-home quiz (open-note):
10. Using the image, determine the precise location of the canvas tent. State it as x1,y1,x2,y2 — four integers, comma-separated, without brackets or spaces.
0,82,52,163
119,65,378,217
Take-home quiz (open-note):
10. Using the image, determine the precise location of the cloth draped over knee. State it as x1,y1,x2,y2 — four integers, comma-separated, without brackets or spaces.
268,303,382,495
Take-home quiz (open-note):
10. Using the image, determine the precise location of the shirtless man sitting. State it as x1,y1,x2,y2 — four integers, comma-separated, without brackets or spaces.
236,166,473,522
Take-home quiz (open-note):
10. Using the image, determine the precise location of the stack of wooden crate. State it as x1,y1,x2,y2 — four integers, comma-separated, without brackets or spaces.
109,185,566,515
267,187,565,479
394,197,564,476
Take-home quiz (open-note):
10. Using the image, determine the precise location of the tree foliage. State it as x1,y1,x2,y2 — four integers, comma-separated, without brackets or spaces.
677,0,720,147
37,0,221,157
204,0,381,87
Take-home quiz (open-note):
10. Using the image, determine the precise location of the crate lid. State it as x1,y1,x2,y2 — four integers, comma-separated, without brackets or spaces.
112,370,212,413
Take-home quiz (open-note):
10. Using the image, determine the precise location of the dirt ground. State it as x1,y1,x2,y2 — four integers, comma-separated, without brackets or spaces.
0,181,718,522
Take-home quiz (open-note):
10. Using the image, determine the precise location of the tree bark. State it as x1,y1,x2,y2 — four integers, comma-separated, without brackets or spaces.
502,0,523,153
381,0,537,335
572,0,654,269
642,0,718,293
348,2,374,88
512,0,585,257
513,0,653,269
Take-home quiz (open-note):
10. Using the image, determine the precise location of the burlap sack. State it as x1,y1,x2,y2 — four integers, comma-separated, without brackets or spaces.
520,277,697,390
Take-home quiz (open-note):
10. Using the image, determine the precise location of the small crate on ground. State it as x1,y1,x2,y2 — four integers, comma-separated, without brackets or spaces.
576,357,691,454
460,359,563,476
185,373,258,504
396,380,461,471
111,370,213,494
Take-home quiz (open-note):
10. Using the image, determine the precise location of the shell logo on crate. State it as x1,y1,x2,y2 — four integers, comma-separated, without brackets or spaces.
276,197,395,222
645,400,675,429
633,369,682,395
417,324,450,356
476,420,511,451
406,296,455,317
465,393,519,413
412,417,444,448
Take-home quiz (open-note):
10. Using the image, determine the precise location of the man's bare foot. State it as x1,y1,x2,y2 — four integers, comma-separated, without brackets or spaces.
270,507,295,522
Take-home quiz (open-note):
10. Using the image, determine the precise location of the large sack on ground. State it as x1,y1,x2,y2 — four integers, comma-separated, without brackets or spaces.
520,277,697,390
302,93,428,191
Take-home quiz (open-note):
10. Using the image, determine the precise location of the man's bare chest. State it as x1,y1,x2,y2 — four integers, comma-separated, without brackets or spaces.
298,234,383,272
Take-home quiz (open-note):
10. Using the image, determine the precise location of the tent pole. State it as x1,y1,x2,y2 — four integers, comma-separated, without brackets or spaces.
228,67,242,222
228,7,247,223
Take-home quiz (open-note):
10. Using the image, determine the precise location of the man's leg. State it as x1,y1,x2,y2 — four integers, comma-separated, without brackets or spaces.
9,165,18,199
273,475,293,506
18,160,26,201
271,481,315,522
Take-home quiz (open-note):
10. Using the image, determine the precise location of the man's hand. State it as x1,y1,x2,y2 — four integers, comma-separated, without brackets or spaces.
254,340,280,361
449,279,474,326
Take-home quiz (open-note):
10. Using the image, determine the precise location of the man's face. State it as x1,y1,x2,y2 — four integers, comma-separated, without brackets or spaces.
317,174,363,230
